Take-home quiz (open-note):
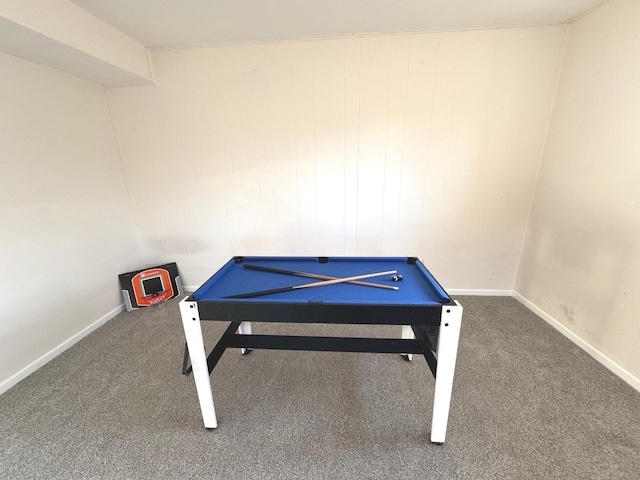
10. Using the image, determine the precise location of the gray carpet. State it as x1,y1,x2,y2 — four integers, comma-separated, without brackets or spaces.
0,296,638,479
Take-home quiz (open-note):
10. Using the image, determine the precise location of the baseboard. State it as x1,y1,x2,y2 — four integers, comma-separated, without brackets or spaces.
513,291,640,394
5,290,637,396
449,289,513,296
0,304,125,396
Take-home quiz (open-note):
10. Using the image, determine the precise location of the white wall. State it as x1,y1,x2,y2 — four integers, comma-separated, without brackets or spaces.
516,0,640,383
0,51,142,391
106,26,567,289
2,6,637,394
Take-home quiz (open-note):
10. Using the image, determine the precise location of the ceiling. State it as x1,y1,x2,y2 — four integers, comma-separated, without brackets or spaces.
69,0,608,48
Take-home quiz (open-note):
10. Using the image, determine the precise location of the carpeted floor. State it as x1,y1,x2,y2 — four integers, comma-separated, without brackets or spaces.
0,296,638,479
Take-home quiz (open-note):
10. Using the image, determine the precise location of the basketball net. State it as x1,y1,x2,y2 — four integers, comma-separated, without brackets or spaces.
148,292,170,306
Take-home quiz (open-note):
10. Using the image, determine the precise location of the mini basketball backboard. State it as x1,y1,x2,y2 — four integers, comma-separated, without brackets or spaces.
119,262,184,311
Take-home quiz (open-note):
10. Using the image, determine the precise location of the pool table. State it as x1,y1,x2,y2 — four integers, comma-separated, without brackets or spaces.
180,256,463,444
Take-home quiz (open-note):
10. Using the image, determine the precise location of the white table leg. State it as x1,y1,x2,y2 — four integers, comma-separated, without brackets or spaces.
238,321,252,355
401,324,415,361
431,301,463,444
179,298,218,429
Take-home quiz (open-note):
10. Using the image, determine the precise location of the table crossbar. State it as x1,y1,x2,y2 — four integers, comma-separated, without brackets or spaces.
196,325,439,377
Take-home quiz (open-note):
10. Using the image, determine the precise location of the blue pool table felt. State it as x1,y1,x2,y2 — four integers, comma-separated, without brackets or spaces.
193,257,450,305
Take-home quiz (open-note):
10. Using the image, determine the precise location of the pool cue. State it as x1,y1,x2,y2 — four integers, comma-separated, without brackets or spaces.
242,264,399,291
224,270,397,299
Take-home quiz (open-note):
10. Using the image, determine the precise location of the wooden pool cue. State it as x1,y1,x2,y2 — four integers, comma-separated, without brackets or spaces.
242,264,399,291
224,270,398,299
